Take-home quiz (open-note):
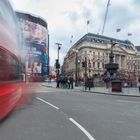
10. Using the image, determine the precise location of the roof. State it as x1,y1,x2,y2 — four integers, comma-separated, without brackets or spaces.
72,33,135,50
135,46,140,52
16,11,47,28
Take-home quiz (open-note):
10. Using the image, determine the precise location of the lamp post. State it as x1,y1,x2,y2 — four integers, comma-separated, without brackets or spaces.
78,59,80,80
88,59,91,77
56,43,61,63
72,49,78,86
97,59,100,75
55,43,62,88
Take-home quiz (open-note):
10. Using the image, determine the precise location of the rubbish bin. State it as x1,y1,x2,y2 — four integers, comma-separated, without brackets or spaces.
85,78,94,89
111,79,122,92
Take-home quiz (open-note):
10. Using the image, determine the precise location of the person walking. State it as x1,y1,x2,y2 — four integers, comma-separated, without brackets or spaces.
56,76,60,88
104,76,110,89
70,77,74,89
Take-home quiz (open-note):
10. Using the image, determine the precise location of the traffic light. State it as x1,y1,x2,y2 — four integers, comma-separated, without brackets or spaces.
55,59,60,69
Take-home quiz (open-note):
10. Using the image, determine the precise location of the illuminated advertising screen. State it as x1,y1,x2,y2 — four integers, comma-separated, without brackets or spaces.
16,12,49,75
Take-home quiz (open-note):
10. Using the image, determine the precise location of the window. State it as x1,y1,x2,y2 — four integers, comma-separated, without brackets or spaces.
102,63,105,68
97,62,100,68
0,48,20,81
93,62,95,67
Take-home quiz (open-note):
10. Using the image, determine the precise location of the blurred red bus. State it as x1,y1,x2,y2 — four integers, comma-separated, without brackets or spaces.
0,0,23,120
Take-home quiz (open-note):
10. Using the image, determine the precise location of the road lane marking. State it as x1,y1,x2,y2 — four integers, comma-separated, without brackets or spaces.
117,100,140,104
36,97,59,110
69,118,95,140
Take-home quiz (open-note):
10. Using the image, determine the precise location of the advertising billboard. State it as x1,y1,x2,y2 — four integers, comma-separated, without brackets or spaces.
16,12,49,76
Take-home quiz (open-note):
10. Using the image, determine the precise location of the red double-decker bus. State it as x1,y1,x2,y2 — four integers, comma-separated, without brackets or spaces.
0,0,23,120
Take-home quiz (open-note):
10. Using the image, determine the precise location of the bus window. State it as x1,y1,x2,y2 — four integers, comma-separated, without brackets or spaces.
0,48,20,82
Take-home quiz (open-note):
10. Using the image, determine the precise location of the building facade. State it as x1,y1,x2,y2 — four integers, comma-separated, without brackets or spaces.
63,33,137,79
134,46,140,79
16,12,49,80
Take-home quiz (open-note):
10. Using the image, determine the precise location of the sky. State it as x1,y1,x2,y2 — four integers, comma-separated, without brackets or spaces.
10,0,140,66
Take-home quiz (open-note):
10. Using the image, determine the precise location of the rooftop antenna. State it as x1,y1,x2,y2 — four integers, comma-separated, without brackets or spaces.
101,0,111,35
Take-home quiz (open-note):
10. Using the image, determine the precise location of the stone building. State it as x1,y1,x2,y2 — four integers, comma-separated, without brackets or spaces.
134,46,140,79
63,33,137,79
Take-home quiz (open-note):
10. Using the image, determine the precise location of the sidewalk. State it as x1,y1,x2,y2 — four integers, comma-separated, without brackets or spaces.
41,82,140,97
79,87,140,97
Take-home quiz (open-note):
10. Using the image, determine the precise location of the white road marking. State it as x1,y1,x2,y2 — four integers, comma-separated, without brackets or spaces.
117,100,140,104
36,97,59,110
69,118,95,140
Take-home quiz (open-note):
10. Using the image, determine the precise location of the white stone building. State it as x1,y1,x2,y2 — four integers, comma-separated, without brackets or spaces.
63,33,137,79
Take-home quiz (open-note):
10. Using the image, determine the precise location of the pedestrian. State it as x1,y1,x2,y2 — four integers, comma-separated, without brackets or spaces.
49,76,52,84
56,76,60,88
87,77,93,91
104,76,110,88
70,77,74,89
68,77,71,89
137,78,140,92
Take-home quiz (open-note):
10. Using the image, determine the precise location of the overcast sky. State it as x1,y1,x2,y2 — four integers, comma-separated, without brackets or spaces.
10,0,140,66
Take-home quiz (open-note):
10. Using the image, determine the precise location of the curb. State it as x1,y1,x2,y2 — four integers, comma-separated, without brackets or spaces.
80,90,140,98
42,85,53,88
41,84,140,98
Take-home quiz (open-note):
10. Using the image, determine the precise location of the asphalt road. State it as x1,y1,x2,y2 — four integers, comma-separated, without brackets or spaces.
1,85,140,140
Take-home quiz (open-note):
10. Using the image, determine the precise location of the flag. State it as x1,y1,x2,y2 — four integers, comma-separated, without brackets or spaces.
128,33,132,36
87,20,90,25
116,28,121,32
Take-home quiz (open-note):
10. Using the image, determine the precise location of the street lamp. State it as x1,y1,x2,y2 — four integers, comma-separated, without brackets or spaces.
56,43,62,62
88,59,91,77
72,49,78,86
97,59,100,75
84,57,87,90
78,60,80,79
55,43,62,88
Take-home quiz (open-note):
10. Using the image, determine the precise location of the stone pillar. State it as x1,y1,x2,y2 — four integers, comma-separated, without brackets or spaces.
114,54,116,63
124,56,127,70
107,53,110,63
119,55,122,69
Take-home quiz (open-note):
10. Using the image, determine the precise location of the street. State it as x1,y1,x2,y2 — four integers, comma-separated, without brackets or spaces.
1,84,140,140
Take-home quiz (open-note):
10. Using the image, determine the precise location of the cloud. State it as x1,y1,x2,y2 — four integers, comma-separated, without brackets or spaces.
9,0,140,66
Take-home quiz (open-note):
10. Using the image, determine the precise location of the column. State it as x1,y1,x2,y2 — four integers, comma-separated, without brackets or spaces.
114,54,116,63
119,55,122,69
124,56,127,70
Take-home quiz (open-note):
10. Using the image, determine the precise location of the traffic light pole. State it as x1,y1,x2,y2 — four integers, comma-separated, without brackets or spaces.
75,52,78,86
55,43,62,88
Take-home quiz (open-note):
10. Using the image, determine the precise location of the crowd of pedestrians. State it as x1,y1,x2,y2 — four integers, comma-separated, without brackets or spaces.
56,75,74,89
